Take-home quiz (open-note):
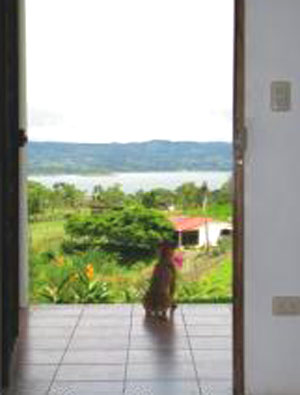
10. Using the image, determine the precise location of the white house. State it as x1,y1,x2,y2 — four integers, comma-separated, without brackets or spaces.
170,216,232,248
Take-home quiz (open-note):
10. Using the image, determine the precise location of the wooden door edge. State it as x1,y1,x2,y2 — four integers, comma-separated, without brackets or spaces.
233,0,245,394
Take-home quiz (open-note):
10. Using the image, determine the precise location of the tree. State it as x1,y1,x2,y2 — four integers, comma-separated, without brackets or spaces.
92,183,126,210
64,206,176,263
175,182,203,209
53,183,85,208
137,188,175,209
211,178,233,205
28,181,53,218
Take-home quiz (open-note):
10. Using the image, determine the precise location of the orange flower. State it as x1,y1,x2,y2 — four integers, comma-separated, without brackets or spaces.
85,263,94,280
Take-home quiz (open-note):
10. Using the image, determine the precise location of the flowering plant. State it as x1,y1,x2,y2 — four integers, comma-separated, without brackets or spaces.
173,251,184,269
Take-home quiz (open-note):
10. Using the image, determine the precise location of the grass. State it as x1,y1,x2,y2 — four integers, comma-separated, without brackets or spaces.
177,256,232,303
29,220,233,304
29,221,65,253
171,203,232,222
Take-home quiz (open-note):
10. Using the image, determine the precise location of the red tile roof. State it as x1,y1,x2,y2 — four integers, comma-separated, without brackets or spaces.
170,216,212,232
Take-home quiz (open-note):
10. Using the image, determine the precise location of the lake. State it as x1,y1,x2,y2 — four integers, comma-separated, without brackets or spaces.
29,171,231,194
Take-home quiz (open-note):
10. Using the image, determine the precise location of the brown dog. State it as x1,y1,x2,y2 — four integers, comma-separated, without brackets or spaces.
143,241,177,319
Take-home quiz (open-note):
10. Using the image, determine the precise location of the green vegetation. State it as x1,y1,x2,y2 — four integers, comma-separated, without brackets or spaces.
178,246,232,303
28,181,89,222
63,206,176,262
30,221,65,253
29,179,233,304
30,239,232,304
28,140,232,174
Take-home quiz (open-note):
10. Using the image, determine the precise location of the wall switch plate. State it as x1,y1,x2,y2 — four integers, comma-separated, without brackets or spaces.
271,81,291,112
272,296,300,315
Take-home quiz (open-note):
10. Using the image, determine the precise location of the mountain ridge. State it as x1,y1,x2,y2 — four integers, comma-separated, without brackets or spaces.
28,140,232,175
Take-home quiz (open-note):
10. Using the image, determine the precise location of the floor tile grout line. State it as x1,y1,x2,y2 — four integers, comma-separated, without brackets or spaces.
122,304,134,394
181,307,203,395
45,306,85,395
185,335,231,339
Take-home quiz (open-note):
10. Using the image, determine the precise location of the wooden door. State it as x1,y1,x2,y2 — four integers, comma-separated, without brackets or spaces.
0,0,20,388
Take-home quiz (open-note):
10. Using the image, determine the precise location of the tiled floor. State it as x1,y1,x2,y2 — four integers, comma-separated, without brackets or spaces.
5,304,232,395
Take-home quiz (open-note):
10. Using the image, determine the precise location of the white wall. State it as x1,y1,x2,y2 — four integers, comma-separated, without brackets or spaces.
245,1,300,394
198,222,231,247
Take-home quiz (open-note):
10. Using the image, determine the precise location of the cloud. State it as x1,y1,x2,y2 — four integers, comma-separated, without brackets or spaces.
28,108,64,127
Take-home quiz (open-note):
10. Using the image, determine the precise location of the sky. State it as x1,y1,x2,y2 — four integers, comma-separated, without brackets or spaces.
26,0,234,144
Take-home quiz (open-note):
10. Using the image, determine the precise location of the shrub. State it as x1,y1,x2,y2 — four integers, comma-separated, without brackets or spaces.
63,206,176,263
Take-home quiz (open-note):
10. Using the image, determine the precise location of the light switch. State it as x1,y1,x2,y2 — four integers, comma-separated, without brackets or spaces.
273,296,300,315
271,81,291,112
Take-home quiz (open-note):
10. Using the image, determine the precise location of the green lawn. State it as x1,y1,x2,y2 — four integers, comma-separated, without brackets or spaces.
182,203,232,222
29,221,65,254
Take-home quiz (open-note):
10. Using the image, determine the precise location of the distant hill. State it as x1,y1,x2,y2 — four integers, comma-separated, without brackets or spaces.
28,140,232,175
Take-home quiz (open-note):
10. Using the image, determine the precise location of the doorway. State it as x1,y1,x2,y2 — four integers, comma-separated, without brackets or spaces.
0,0,245,393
